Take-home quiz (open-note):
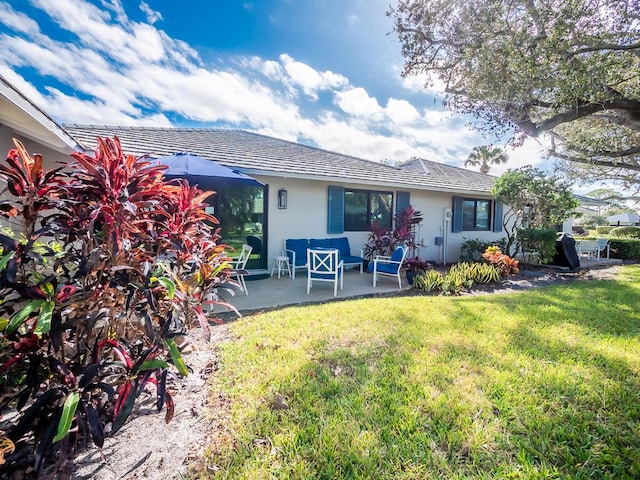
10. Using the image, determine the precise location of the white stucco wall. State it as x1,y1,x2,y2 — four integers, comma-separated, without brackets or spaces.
406,190,504,264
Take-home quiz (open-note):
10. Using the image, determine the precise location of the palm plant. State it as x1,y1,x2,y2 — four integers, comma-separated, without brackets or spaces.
464,145,508,174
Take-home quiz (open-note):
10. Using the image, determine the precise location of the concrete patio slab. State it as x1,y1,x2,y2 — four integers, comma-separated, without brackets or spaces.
207,256,624,317
208,267,409,316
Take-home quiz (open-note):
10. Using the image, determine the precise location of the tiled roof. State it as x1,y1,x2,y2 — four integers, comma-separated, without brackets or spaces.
63,125,495,194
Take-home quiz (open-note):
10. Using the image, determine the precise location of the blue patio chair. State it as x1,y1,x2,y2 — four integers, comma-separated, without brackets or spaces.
307,248,344,297
372,245,408,288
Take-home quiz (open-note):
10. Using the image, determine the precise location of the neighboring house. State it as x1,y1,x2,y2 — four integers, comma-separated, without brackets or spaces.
563,194,610,233
607,213,640,226
64,125,505,269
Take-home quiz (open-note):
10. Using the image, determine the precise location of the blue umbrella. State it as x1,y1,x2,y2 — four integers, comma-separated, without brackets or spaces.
153,152,263,187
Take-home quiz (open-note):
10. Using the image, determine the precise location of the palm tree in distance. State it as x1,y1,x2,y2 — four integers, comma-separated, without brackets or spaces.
464,145,508,174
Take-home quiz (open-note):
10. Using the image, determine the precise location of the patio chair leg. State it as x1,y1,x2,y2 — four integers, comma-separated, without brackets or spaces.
240,275,249,295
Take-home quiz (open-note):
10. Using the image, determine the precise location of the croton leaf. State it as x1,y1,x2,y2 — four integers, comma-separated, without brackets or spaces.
34,414,58,474
166,338,188,377
112,378,138,434
6,300,45,335
137,359,169,372
83,400,104,448
34,300,55,336
0,251,15,272
154,276,176,300
53,391,79,443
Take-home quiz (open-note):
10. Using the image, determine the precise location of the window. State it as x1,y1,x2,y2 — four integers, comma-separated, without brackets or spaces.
462,199,492,231
344,189,393,231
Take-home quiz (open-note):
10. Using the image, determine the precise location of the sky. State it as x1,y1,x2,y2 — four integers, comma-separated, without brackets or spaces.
0,0,548,174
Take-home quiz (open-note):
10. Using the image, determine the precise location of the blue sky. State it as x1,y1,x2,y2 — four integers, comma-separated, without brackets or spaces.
0,0,546,172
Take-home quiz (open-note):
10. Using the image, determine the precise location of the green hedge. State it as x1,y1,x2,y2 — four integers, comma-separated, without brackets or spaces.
609,226,640,239
609,239,640,259
596,226,613,235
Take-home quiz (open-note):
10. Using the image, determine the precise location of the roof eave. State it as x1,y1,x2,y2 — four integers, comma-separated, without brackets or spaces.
243,169,494,196
0,76,80,154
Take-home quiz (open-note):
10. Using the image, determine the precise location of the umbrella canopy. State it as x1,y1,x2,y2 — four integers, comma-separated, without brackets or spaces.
154,152,263,187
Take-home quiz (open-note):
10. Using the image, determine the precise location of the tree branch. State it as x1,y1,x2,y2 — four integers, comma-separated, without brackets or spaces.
567,41,640,56
552,151,640,172
510,98,640,136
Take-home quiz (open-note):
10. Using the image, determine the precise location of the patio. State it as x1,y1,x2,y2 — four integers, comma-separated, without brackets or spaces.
208,256,623,316
209,267,407,315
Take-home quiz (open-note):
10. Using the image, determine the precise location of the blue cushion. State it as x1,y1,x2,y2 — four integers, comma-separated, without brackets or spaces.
342,255,363,265
390,246,405,262
286,239,309,266
310,238,332,249
331,237,351,258
310,271,341,280
377,263,399,274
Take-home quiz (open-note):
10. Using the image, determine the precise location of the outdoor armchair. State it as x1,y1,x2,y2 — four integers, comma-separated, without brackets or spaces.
307,248,344,297
596,238,610,260
372,245,408,288
229,243,252,295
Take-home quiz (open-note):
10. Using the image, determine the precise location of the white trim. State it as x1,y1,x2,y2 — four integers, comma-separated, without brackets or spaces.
0,76,79,154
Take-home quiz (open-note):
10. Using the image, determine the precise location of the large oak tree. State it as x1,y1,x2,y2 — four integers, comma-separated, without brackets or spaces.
388,0,640,197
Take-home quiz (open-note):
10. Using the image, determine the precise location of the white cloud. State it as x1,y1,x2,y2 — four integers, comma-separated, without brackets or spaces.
0,0,549,171
402,71,447,96
385,98,419,124
279,54,348,99
335,87,384,119
0,2,41,34
139,1,162,24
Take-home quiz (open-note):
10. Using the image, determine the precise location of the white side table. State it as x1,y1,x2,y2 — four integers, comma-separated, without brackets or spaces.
271,255,291,278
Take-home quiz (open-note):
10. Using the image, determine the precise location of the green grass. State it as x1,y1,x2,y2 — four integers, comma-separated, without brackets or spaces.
203,265,640,479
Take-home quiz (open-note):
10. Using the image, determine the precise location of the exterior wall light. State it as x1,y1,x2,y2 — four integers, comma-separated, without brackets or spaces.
278,188,288,209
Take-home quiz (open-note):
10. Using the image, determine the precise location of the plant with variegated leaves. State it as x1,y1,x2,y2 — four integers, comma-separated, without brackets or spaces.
0,137,235,476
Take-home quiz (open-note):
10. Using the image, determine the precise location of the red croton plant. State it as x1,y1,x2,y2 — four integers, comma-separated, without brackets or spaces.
0,137,235,476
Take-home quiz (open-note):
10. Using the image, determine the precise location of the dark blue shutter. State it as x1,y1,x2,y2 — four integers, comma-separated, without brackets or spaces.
327,186,344,234
452,196,463,233
396,191,410,213
493,201,503,232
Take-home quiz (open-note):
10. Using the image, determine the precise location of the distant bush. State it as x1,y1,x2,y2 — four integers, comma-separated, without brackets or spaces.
460,237,507,262
517,227,557,264
609,226,640,239
609,239,640,259
595,226,613,235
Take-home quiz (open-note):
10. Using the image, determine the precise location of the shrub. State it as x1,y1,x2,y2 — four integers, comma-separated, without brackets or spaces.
468,262,501,284
609,239,640,259
363,205,423,259
517,227,558,264
413,269,444,292
482,246,519,276
609,226,640,239
595,226,613,235
441,264,474,295
0,138,234,474
460,237,507,262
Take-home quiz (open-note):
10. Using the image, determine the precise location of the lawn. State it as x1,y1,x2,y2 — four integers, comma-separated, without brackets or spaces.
203,265,640,479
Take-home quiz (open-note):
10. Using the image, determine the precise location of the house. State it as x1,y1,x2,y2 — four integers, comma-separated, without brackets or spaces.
63,125,505,270
607,213,640,226
0,75,79,161
1,75,506,272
